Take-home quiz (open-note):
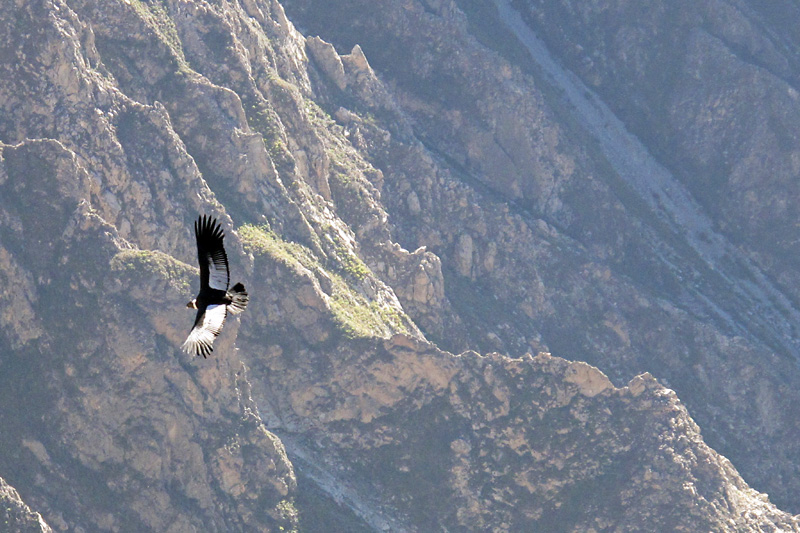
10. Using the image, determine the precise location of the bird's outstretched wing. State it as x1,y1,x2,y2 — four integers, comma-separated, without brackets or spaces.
195,215,229,291
181,304,227,357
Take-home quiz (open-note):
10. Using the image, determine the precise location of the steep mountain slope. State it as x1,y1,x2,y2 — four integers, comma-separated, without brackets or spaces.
0,0,798,531
283,0,800,513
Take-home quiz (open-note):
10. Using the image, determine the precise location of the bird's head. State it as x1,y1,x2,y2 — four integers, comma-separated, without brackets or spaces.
186,299,198,309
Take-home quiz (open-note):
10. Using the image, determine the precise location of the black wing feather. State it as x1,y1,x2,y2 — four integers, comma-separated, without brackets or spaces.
195,215,229,291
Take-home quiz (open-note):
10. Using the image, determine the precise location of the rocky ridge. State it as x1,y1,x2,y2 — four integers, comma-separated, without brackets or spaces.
0,477,51,533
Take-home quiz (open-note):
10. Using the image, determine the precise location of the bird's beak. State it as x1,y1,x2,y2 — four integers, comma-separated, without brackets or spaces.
187,300,197,309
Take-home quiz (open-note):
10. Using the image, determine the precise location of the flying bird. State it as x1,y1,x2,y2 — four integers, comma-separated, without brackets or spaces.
182,215,249,357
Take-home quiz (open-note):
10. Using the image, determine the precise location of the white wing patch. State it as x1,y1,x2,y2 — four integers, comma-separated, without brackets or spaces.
207,251,229,291
182,304,228,356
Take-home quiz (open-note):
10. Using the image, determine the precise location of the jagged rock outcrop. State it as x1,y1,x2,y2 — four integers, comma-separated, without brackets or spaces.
243,328,800,531
1,0,800,531
0,477,51,533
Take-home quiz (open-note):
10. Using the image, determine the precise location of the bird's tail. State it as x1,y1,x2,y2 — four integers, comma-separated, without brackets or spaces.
227,282,249,314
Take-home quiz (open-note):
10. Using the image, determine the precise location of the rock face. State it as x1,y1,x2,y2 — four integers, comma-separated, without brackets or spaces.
0,477,52,533
0,0,799,531
283,0,800,515
244,332,800,531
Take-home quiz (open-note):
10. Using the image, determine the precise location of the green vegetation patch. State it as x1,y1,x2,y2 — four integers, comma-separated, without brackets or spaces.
129,0,188,67
243,100,295,173
331,288,408,339
303,98,337,130
110,248,194,293
239,224,407,338
303,100,382,217
325,230,370,282
239,223,319,270
273,498,299,532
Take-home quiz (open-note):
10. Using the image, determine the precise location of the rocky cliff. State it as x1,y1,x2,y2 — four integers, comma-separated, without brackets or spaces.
0,0,799,531
1,477,51,532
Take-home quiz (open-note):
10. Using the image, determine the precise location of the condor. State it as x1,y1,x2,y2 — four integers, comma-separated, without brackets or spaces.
182,215,249,357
